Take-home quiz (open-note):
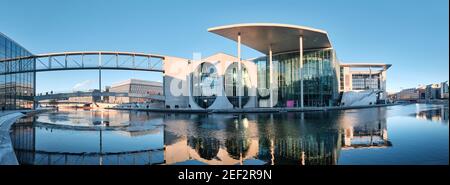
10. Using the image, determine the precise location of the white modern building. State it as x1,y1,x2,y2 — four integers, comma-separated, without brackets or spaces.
163,23,391,110
164,53,258,109
0,23,391,110
339,63,391,106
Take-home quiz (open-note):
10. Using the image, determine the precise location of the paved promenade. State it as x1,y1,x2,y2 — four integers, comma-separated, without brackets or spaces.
0,111,26,165
0,109,46,165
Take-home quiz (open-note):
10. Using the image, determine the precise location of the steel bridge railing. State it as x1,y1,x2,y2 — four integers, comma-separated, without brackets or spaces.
0,51,165,75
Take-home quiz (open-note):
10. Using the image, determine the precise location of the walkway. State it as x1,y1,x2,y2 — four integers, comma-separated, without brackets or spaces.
0,111,27,165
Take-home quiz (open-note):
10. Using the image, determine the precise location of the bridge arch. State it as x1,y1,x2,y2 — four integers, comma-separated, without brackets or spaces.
0,51,165,75
0,51,166,108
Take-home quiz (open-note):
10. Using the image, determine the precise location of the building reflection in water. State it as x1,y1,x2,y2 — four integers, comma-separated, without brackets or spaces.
339,108,392,149
10,108,395,165
163,112,344,165
10,111,166,165
10,116,36,164
255,113,342,165
37,109,140,127
163,114,262,165
414,106,449,124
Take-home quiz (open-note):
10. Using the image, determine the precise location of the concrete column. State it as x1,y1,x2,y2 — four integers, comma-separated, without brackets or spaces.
368,66,371,90
237,32,242,108
98,52,102,92
33,58,37,109
269,44,273,107
381,67,387,101
187,60,192,105
299,36,304,108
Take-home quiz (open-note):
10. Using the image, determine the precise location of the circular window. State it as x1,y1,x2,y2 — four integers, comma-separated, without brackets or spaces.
192,62,220,108
224,63,250,107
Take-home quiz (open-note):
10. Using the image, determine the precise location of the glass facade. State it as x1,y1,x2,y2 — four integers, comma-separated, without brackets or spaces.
191,62,219,108
224,63,250,108
0,33,34,110
253,49,339,107
351,73,380,90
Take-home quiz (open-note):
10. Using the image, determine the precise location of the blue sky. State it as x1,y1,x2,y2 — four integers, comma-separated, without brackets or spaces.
0,0,448,93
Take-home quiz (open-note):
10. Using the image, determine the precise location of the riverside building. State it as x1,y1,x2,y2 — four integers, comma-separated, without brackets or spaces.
0,23,391,110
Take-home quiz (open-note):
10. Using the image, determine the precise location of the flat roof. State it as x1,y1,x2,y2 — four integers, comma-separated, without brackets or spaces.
111,79,163,88
208,23,332,54
340,63,392,69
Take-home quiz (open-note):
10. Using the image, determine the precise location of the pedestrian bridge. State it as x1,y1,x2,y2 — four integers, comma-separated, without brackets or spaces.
0,51,165,75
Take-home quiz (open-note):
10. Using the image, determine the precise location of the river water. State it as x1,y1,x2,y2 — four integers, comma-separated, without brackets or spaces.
10,104,448,165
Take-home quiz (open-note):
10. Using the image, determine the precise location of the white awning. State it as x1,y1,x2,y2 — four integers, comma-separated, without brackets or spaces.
208,23,332,54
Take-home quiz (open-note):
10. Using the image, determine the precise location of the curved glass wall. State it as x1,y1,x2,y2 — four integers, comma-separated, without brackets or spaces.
224,63,250,108
191,62,220,108
253,49,339,107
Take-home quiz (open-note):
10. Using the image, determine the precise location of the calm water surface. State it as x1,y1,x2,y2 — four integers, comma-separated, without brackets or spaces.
10,104,448,165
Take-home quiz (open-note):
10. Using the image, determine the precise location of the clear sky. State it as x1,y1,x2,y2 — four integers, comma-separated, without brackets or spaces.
1,0,448,93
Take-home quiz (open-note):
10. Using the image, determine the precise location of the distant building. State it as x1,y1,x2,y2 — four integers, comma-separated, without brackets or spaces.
393,82,448,102
426,83,441,100
103,86,111,102
440,81,449,99
398,88,420,101
68,96,96,103
68,89,101,103
417,86,426,99
109,79,163,104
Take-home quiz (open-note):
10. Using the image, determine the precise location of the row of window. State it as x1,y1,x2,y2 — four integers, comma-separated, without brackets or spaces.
0,34,34,110
352,74,380,90
130,84,163,95
191,62,251,108
253,49,339,107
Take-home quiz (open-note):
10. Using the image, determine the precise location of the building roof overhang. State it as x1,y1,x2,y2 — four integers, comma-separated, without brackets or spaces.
208,23,332,54
340,63,392,70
